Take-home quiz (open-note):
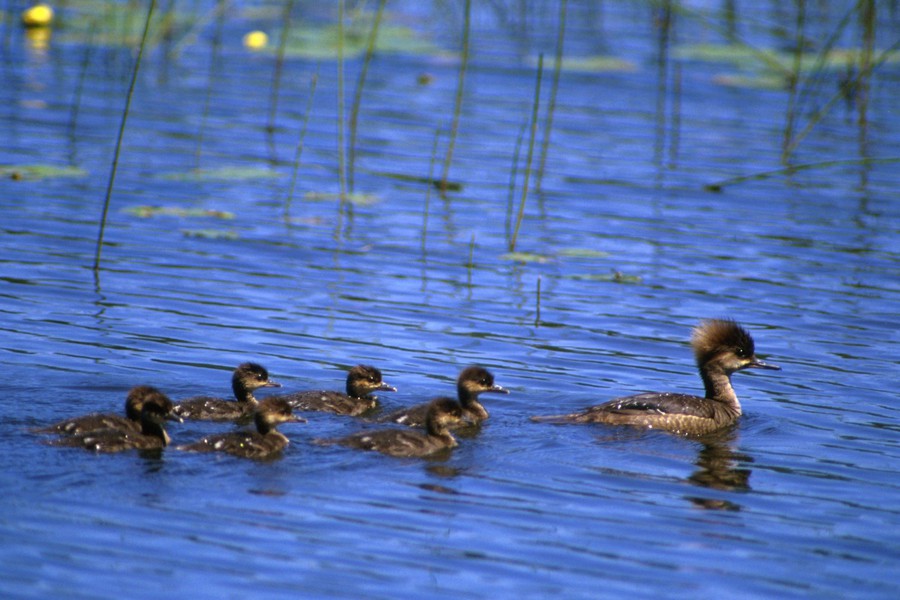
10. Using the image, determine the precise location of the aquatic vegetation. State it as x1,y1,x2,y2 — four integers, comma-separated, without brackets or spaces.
303,191,379,206
160,167,283,182
501,252,554,264
181,229,238,240
274,18,443,60
676,43,899,71
1,164,86,180
528,55,636,73
124,206,234,219
557,248,611,259
57,0,195,48
569,271,642,284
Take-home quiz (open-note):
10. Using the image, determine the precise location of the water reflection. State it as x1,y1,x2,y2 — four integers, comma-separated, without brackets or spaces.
686,428,752,511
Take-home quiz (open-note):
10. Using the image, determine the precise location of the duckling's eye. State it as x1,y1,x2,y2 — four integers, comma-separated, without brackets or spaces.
735,347,747,358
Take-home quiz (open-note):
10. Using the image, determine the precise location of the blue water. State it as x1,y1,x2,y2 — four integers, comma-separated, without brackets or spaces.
2,1,899,598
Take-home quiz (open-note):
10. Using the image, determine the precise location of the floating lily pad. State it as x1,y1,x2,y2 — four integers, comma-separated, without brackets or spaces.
1,164,87,180
160,167,283,182
181,229,239,240
125,206,235,219
303,192,379,205
531,55,637,73
501,252,554,264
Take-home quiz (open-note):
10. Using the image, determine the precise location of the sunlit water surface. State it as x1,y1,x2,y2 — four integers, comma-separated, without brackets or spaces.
2,1,898,598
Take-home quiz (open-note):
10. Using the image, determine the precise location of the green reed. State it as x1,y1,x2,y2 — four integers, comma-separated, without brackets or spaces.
348,0,387,193
467,233,475,289
267,0,294,142
194,0,226,170
509,54,543,253
440,0,471,193
285,71,319,221
536,0,566,193
68,19,98,150
94,0,156,273
780,0,805,165
422,129,441,258
506,121,527,243
337,0,347,203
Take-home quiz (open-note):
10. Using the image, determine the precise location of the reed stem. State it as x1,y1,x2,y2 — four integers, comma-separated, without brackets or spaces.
285,71,319,221
267,0,294,140
536,0,566,192
440,0,471,193
348,0,387,192
506,121,527,243
509,54,543,253
535,276,542,327
93,0,156,273
780,0,805,165
337,0,347,203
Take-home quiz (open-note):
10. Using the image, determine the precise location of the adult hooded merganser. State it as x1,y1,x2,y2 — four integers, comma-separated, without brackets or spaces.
34,385,155,436
380,366,508,428
274,365,396,416
49,388,182,452
531,319,780,436
177,397,305,459
174,362,281,421
317,397,464,458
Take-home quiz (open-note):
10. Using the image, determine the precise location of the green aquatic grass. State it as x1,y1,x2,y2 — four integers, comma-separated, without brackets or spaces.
502,248,613,264
529,55,637,73
304,191,379,206
181,229,239,240
373,171,463,192
58,0,195,48
160,167,283,182
569,271,642,284
1,165,87,180
501,252,554,264
275,20,442,60
558,248,611,258
124,206,235,219
712,73,787,90
675,43,900,72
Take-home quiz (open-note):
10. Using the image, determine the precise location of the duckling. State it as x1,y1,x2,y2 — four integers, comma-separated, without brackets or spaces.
531,319,780,436
34,385,154,436
50,388,182,453
273,365,396,416
380,366,508,428
174,362,280,421
317,397,464,458
177,397,305,459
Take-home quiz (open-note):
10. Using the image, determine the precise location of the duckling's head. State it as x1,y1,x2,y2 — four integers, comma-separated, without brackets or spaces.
425,397,465,433
139,388,183,444
124,385,158,421
233,362,282,394
254,397,306,432
347,364,397,397
691,319,780,374
457,366,509,399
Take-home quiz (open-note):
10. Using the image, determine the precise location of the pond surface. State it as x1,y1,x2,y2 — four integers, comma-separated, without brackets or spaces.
2,1,899,598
